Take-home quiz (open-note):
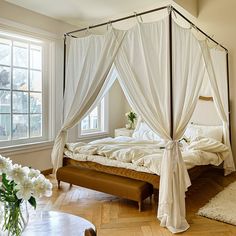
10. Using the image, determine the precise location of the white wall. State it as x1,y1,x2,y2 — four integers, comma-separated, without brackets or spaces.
174,0,198,17
108,81,127,135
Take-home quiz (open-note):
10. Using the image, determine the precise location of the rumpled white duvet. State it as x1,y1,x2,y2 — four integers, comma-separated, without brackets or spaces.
64,136,229,175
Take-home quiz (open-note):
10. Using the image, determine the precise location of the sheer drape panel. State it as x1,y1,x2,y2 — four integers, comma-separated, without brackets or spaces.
63,36,104,119
157,21,206,233
172,21,206,139
114,17,197,233
200,41,235,175
115,18,170,140
51,29,125,170
210,49,229,114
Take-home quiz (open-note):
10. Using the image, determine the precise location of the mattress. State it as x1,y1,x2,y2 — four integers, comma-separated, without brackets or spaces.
64,145,223,175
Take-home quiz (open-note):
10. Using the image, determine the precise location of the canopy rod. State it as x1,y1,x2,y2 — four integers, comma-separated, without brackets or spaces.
64,5,227,52
65,5,167,35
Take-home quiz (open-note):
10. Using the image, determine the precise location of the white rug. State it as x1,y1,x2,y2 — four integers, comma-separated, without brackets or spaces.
198,181,236,225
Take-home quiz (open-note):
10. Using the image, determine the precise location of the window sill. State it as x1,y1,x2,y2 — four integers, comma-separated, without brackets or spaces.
0,140,54,156
78,131,109,142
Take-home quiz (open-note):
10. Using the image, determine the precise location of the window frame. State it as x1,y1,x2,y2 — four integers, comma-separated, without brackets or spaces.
78,95,109,139
0,31,51,147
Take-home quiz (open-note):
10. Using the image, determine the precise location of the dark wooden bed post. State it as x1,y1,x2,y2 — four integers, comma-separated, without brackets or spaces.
226,52,232,143
169,6,174,139
63,34,66,96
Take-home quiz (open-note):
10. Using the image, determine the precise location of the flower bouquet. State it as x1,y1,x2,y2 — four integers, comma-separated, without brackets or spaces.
125,111,137,129
0,155,52,236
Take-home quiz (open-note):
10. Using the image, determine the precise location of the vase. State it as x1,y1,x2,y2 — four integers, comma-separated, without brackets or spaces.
0,201,29,236
129,121,135,130
126,121,135,130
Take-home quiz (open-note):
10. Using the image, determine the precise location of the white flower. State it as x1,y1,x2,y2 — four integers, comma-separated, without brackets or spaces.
32,175,52,198
28,168,41,179
15,177,33,201
8,164,30,184
0,155,12,174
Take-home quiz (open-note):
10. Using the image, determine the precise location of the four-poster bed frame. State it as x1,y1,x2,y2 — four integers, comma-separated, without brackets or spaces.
63,4,231,141
59,4,231,198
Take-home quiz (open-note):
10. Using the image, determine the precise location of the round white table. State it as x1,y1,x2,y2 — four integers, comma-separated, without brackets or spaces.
23,211,96,236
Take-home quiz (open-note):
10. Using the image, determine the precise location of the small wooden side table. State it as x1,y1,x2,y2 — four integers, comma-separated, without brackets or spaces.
23,211,96,236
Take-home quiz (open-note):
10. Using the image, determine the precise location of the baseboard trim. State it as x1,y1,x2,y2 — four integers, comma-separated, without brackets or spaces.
41,168,53,176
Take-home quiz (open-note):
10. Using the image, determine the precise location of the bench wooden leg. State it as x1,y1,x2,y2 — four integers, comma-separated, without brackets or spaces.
153,189,158,202
138,201,142,212
69,183,73,188
57,180,61,189
149,195,152,204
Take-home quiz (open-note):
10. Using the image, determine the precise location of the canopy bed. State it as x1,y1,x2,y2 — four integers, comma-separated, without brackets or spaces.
51,5,235,234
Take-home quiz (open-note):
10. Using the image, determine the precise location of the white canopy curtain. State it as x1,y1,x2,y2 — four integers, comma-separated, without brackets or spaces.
51,29,126,170
114,17,206,233
51,12,234,234
200,41,235,175
156,21,206,233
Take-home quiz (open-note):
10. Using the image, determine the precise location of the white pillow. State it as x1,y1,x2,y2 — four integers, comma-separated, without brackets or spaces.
184,123,223,142
132,122,161,141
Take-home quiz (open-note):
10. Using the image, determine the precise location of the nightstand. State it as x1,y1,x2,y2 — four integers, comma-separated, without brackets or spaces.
115,128,134,137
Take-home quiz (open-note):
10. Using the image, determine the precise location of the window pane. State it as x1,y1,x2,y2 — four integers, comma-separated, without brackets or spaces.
30,70,42,91
90,107,98,129
30,92,42,113
13,68,28,90
12,114,28,139
0,66,10,89
13,91,28,113
90,116,98,129
30,114,42,137
81,116,89,130
13,42,28,68
0,41,11,66
0,114,11,141
0,90,11,113
30,45,42,70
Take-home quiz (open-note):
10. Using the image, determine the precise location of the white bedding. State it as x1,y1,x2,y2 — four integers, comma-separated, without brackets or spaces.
64,136,229,176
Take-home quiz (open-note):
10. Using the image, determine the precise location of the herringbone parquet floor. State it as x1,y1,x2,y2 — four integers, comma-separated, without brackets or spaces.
36,169,236,236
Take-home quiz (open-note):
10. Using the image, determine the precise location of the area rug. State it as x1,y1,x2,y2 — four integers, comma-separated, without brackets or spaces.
197,181,236,225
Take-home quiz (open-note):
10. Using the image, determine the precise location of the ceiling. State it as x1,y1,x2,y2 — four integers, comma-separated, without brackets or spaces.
5,0,168,26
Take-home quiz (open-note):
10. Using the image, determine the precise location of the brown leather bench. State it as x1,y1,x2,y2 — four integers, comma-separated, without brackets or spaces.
56,165,153,211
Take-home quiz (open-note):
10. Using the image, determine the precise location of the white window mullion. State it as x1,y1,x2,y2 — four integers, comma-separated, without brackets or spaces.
28,43,30,139
88,114,91,130
97,103,101,130
10,39,13,140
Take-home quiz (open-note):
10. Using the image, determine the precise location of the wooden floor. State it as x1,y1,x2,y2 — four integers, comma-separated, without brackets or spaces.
35,168,236,236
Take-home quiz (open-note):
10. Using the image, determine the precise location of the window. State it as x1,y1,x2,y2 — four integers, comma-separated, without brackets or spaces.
79,97,108,136
0,32,49,146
